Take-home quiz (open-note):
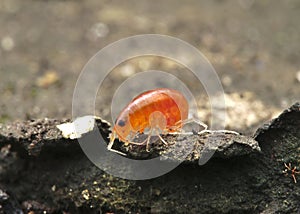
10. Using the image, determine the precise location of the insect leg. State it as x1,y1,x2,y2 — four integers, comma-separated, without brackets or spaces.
183,118,208,130
171,118,208,134
292,174,297,183
155,128,168,145
145,127,154,152
107,131,126,156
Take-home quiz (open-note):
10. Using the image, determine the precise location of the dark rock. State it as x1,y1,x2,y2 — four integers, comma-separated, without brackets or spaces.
0,103,299,213
0,187,23,214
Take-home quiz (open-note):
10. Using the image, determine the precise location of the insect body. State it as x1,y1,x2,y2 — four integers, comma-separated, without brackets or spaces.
108,88,189,154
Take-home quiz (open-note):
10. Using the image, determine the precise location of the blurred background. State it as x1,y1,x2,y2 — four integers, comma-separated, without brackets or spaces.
1,0,299,135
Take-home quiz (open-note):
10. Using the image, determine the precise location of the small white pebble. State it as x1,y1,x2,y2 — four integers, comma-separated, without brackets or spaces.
88,22,109,41
221,75,232,87
56,116,96,139
120,64,135,77
280,99,289,108
1,36,15,51
81,189,90,200
296,71,300,83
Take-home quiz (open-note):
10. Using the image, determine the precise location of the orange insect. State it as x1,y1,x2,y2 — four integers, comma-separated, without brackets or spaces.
108,88,190,154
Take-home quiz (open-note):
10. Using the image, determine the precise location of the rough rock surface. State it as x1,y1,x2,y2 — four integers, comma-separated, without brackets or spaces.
0,103,299,213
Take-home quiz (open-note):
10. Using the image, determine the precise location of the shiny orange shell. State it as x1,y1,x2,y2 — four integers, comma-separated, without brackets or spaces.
113,88,189,143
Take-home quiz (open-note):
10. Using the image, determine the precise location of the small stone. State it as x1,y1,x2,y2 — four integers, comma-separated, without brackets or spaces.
153,189,161,196
221,75,232,87
296,71,300,83
87,22,109,41
36,70,59,88
120,64,135,77
81,189,90,200
1,36,15,51
56,116,96,140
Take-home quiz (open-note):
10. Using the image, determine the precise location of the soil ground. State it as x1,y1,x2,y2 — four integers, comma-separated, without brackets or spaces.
1,0,300,130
